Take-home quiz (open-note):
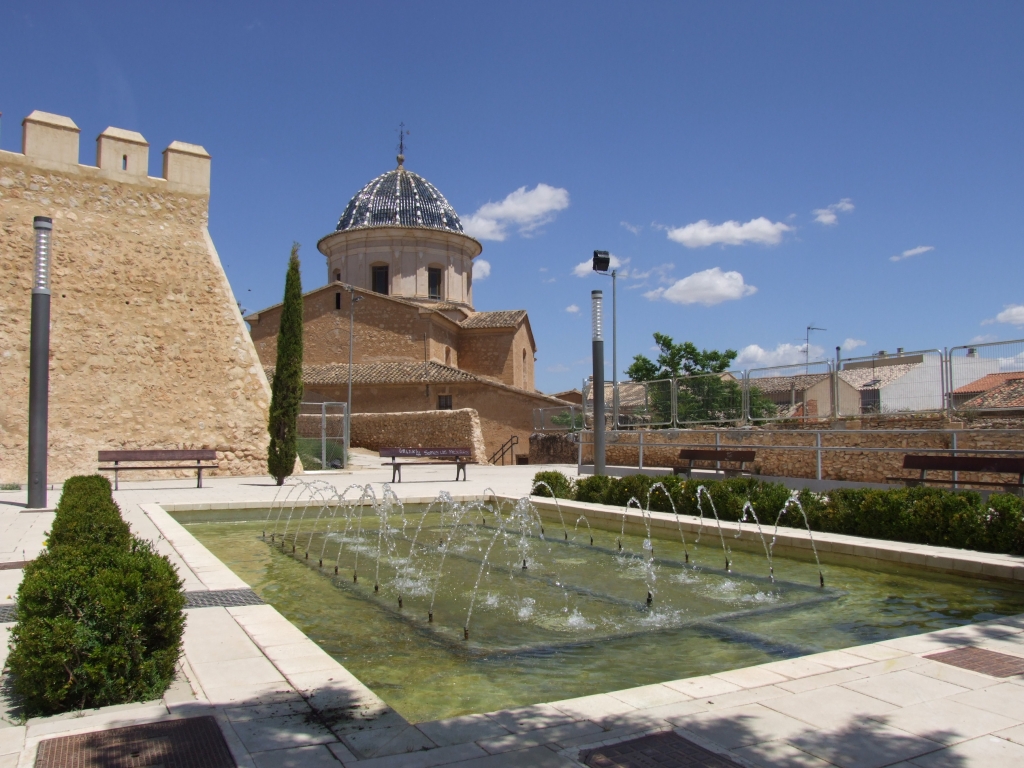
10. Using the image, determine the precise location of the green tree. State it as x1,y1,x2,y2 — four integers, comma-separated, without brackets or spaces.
626,333,737,381
267,244,304,485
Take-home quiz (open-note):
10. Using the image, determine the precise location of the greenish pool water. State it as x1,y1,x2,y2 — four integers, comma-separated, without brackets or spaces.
181,505,1024,723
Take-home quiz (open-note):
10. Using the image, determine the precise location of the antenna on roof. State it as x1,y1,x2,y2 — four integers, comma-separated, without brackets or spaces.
806,324,826,370
396,122,410,167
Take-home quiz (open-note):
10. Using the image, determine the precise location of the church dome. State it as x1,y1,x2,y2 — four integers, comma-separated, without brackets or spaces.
335,162,465,234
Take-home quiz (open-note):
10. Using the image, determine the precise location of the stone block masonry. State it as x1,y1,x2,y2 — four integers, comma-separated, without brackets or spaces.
349,409,489,465
0,111,271,483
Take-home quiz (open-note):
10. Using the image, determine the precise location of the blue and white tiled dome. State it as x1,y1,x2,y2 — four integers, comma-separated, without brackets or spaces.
335,161,465,234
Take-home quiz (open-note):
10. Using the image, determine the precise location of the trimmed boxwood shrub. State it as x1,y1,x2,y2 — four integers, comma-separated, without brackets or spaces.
530,471,575,499
531,470,1024,556
8,476,186,717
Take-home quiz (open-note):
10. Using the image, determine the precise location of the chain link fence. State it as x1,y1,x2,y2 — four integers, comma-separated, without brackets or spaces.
948,340,1024,414
536,338,1024,431
297,402,348,469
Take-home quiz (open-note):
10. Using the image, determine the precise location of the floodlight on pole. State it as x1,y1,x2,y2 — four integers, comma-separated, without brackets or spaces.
592,251,618,430
591,289,606,475
28,216,52,508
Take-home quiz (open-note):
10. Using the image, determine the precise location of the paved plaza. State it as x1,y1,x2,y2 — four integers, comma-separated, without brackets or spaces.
1,463,1023,767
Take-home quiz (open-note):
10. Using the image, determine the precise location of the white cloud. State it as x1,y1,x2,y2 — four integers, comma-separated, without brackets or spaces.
539,267,548,272
812,198,855,226
565,304,580,313
462,183,569,241
842,338,866,351
573,253,627,277
736,342,824,368
890,245,934,262
970,334,997,344
984,304,1024,326
472,259,491,280
644,267,757,306
666,217,792,248
620,221,642,235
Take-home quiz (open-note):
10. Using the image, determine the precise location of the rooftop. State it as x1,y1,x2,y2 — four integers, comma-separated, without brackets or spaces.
266,361,477,386
335,163,465,235
952,371,1024,395
460,310,528,330
839,362,920,390
961,378,1024,409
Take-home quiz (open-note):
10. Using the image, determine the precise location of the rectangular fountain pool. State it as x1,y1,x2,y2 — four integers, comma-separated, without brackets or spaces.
176,497,1024,723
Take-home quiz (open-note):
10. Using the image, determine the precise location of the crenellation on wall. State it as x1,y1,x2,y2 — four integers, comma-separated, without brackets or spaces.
22,111,80,165
96,127,149,177
0,110,267,483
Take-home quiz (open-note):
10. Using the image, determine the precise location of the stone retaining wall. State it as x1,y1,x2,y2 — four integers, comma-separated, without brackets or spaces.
529,432,577,465
350,409,488,465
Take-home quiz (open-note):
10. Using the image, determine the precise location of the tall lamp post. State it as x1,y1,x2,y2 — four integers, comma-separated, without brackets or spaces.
345,288,363,469
28,216,52,509
592,251,618,429
591,289,606,475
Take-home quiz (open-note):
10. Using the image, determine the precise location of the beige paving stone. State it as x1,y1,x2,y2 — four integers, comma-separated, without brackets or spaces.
183,608,269,663
484,703,576,734
344,724,437,760
841,669,968,707
444,744,576,767
842,642,911,662
199,683,300,706
224,700,313,722
878,634,967,655
346,741,488,768
0,727,25,757
733,739,835,768
849,654,929,677
907,734,1024,767
977,635,1024,659
230,714,337,753
662,675,742,699
554,723,665,749
598,700,708,730
910,659,1002,690
549,693,636,721
807,650,875,669
697,685,789,711
414,714,511,748
190,657,287,692
476,720,604,755
672,703,814,749
251,744,341,768
712,666,789,689
775,667,866,694
762,686,899,729
606,683,693,710
870,697,1019,746
790,722,943,768
756,657,836,679
993,722,1024,746
949,682,1024,721
24,702,170,739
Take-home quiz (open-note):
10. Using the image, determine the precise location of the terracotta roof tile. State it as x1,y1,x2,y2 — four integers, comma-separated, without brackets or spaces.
839,363,919,390
748,373,831,394
961,379,1024,409
264,361,477,386
952,372,1024,395
460,310,527,329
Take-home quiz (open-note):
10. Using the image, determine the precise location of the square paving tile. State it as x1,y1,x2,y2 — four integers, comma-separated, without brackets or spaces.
672,703,813,749
34,716,234,768
761,686,898,729
868,697,1019,745
925,646,1024,677
950,681,1024,720
840,670,968,707
907,734,1024,767
580,731,742,767
789,722,943,768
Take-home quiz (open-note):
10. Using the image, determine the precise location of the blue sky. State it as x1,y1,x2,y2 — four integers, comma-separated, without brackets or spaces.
3,2,1023,393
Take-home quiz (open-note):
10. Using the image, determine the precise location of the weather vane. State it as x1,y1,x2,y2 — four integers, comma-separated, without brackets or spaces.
396,122,410,166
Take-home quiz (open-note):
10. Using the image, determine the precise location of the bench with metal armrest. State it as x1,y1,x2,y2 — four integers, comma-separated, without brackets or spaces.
888,455,1024,494
98,449,219,490
380,447,473,482
672,449,757,479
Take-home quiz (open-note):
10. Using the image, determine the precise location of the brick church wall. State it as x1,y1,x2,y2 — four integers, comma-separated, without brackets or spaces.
0,112,270,483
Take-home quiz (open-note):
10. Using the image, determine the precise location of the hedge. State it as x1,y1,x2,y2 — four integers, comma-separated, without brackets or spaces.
531,471,1024,556
8,475,186,716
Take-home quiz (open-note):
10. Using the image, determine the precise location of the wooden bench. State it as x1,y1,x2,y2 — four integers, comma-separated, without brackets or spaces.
889,455,1024,493
98,449,218,490
380,448,472,483
673,449,756,479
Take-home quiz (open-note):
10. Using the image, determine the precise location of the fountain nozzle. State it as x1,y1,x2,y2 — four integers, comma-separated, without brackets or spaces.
464,628,469,640
522,559,527,570
374,583,379,593
564,531,567,540
428,612,433,623
334,565,338,575
318,558,322,567
304,552,308,559
353,571,358,583
590,536,593,545
398,596,403,609
819,573,825,588
685,552,689,563
292,544,296,553
646,591,653,606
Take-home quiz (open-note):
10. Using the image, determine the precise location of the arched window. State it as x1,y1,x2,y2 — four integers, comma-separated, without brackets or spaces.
445,346,452,366
371,264,389,295
334,270,341,283
522,349,527,387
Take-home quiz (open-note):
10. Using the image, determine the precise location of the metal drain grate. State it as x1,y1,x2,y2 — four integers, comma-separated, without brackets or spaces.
184,589,264,608
580,732,742,768
34,715,234,768
925,646,1024,678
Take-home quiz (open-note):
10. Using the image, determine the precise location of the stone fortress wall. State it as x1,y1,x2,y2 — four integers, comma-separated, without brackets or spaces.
349,409,489,465
0,111,271,483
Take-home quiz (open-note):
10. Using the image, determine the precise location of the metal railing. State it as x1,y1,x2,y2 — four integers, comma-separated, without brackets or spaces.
490,434,519,465
297,402,348,469
536,337,1024,431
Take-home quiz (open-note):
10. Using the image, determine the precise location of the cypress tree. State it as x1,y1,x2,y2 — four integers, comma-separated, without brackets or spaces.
267,244,304,485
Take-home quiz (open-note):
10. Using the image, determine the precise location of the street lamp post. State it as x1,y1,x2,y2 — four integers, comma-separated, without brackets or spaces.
592,251,618,429
345,288,363,469
28,216,52,509
591,289,606,475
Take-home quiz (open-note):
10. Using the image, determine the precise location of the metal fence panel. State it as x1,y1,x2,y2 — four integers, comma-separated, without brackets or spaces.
533,405,584,431
745,361,834,422
836,349,943,416
297,402,348,469
674,371,745,426
949,339,1024,413
616,378,673,428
